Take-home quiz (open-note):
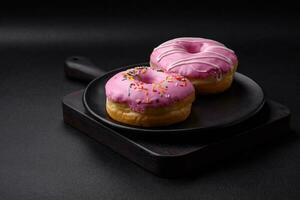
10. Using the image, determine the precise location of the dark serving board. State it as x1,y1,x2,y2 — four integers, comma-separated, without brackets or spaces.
62,90,290,178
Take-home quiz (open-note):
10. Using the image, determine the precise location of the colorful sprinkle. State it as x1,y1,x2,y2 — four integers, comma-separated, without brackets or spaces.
136,99,142,104
144,97,150,103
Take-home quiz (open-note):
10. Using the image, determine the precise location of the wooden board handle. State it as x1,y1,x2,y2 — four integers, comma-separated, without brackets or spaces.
64,56,106,82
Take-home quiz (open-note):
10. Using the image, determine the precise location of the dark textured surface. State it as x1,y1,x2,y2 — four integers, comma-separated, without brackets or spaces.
0,9,300,200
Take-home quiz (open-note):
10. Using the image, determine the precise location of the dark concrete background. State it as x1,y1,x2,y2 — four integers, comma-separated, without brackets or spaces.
0,3,299,199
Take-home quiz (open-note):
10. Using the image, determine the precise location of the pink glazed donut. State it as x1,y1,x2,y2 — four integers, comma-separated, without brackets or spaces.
150,37,238,94
105,66,195,127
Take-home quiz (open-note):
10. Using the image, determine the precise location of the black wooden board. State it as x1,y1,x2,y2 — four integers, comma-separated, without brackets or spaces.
62,90,290,178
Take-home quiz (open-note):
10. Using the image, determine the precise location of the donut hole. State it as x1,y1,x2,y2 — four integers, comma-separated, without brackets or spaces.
181,42,202,53
138,70,164,84
140,75,158,84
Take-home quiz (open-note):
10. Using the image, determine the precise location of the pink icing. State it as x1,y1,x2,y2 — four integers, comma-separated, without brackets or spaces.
150,37,238,79
105,66,194,113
